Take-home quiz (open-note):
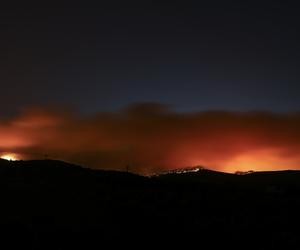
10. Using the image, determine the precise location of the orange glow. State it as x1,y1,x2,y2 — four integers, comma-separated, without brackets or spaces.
223,149,300,173
0,153,19,161
1,105,300,174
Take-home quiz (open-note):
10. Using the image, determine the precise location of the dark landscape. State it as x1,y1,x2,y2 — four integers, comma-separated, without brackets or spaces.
1,1,300,249
0,159,299,249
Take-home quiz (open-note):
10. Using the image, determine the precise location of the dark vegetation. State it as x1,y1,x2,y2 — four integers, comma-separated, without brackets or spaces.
0,159,300,249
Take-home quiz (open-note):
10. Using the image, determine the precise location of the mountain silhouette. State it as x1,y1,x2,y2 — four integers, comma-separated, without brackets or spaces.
0,159,299,249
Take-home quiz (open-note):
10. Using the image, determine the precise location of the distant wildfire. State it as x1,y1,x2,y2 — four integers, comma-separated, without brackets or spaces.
1,103,300,175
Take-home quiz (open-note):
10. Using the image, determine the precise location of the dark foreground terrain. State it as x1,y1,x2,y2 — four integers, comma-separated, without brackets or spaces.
0,159,299,249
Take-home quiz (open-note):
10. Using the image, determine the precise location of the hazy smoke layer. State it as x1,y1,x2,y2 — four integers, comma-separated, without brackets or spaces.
1,103,300,174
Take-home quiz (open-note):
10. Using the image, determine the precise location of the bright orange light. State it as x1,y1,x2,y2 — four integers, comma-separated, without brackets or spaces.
0,153,18,161
223,149,300,173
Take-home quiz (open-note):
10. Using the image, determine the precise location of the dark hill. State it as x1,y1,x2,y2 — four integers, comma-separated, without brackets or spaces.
157,168,300,190
0,160,299,249
0,159,145,185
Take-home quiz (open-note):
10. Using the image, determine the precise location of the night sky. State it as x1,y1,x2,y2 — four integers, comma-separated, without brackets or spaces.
1,1,300,116
1,1,300,173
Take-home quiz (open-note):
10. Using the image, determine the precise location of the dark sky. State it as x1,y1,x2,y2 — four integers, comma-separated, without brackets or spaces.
1,1,300,116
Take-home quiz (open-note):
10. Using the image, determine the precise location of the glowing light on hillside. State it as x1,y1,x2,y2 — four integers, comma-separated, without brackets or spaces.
223,149,300,173
0,153,18,161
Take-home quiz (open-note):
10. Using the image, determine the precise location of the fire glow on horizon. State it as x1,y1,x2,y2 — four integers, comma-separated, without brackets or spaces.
1,104,300,174
0,153,19,161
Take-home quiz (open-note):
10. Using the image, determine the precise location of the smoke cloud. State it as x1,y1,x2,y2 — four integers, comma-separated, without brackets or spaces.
1,103,300,174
